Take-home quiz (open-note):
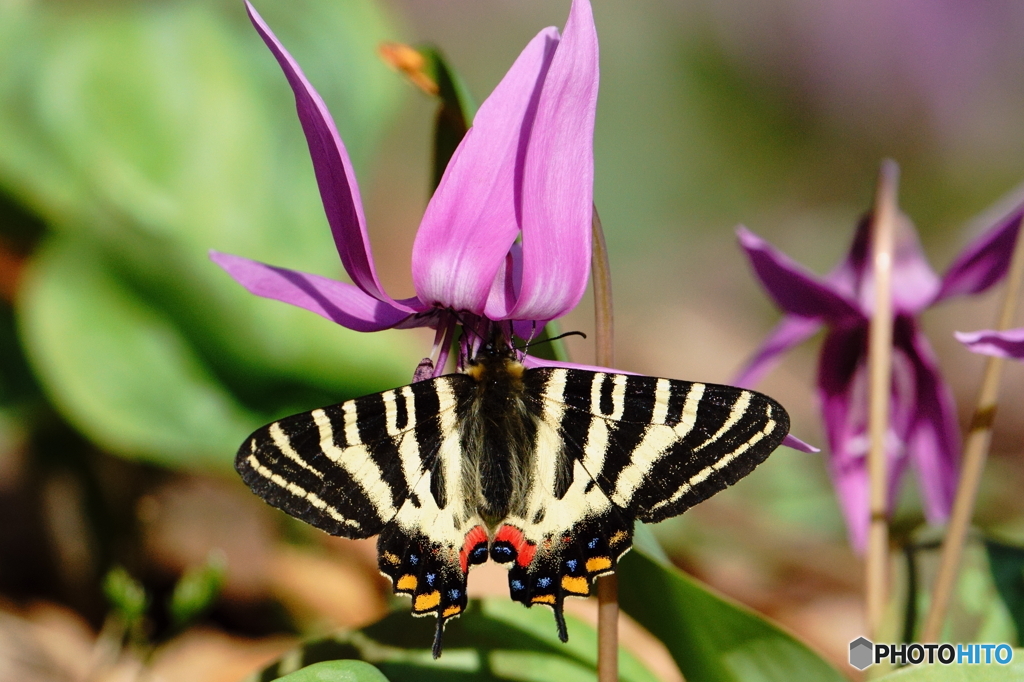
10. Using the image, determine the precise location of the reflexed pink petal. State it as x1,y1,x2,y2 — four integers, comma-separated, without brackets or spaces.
890,216,942,313
818,322,949,550
509,0,599,321
898,325,960,523
933,202,1024,304
210,251,417,332
245,2,414,311
413,28,560,314
737,227,864,323
832,454,870,552
886,335,920,519
887,329,919,449
521,356,637,374
732,314,822,388
782,435,820,453
816,327,911,551
825,214,870,299
955,328,1024,359
817,327,871,551
826,214,940,313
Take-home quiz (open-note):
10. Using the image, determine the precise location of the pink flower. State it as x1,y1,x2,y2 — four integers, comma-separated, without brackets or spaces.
212,0,598,375
735,205,1024,549
956,328,1024,360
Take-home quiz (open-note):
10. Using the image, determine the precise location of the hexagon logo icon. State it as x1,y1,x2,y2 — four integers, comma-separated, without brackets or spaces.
849,637,873,670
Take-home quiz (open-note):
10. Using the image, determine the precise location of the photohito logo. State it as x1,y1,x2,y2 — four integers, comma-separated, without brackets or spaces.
849,638,1014,670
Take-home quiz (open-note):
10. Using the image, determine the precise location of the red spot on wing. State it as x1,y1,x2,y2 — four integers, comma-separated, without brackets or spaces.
517,541,537,567
459,525,488,573
495,525,537,568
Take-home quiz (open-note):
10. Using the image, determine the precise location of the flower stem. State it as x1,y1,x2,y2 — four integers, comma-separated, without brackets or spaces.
921,206,1024,642
592,204,614,368
591,203,618,682
866,160,899,638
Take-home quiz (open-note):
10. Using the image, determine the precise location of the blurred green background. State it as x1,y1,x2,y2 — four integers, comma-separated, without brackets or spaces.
2,0,1024,679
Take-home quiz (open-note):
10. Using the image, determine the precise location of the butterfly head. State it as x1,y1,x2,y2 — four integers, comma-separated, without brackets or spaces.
464,329,524,383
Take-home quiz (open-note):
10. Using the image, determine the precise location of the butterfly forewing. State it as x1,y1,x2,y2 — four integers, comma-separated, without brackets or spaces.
237,376,471,536
534,368,790,523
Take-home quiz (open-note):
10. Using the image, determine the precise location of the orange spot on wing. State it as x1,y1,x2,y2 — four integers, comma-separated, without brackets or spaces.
396,574,417,592
442,605,462,618
531,594,556,605
561,576,589,594
586,557,612,573
414,591,441,612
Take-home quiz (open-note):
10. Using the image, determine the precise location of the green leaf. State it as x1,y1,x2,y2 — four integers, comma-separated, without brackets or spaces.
169,550,227,631
103,565,148,627
17,235,263,471
253,598,660,682
633,521,670,564
984,539,1024,645
618,548,845,682
872,650,1024,680
273,661,391,682
0,0,417,412
1,0,400,244
255,538,837,682
893,534,1016,648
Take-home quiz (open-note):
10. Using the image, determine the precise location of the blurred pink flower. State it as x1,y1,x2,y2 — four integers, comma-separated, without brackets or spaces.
702,0,1024,156
735,205,1024,549
956,328,1024,360
212,0,598,375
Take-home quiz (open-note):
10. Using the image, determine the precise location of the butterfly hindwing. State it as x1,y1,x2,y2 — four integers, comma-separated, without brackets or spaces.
236,374,484,649
374,377,491,655
484,369,636,639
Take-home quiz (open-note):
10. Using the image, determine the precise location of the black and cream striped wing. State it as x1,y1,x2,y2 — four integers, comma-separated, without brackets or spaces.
543,369,790,522
236,377,467,538
493,368,788,625
237,375,490,640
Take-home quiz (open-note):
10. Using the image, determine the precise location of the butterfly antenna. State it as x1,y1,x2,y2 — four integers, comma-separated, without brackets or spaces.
519,330,588,353
432,616,445,659
553,602,569,643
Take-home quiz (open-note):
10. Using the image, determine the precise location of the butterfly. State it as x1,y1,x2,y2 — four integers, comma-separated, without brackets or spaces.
235,336,790,657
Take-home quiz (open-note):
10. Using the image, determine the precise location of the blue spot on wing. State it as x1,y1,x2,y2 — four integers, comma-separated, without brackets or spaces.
537,577,552,588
